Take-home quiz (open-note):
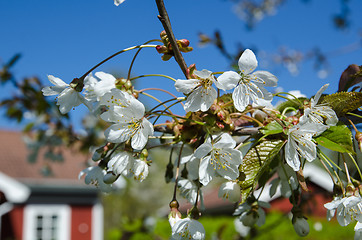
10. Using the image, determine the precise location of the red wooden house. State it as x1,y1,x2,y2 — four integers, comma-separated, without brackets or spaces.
0,131,103,240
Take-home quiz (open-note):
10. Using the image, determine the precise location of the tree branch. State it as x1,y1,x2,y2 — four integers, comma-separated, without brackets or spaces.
155,0,188,78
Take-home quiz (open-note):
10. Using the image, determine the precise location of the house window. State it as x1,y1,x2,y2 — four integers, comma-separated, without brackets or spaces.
24,205,70,240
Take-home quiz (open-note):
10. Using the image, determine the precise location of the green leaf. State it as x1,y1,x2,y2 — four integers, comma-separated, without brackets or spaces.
315,124,354,153
320,92,362,117
260,121,283,136
276,97,306,113
239,139,285,204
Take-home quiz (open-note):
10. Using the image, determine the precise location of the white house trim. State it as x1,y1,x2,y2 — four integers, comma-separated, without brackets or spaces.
23,204,71,240
92,202,103,240
0,172,30,203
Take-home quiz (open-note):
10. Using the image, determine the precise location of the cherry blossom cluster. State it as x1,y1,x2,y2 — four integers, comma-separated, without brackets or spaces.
39,0,362,239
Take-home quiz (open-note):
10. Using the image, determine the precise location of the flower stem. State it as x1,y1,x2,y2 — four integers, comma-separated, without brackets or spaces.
127,39,162,80
130,73,177,82
139,92,174,115
347,152,362,180
80,44,157,81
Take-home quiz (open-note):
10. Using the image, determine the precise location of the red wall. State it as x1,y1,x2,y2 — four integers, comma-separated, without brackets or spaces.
1,205,24,240
71,205,93,240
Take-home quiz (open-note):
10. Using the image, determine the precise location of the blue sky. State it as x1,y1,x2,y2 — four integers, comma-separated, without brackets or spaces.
0,0,361,131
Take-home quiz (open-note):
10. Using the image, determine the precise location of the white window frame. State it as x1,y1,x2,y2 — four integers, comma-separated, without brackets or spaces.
23,204,71,240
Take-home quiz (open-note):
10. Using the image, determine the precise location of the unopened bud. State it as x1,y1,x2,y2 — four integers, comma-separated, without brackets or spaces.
103,172,117,184
156,45,167,54
160,30,168,40
178,39,190,48
355,131,362,151
293,217,310,237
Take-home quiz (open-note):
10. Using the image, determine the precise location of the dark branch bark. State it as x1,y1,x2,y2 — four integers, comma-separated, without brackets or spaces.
155,0,188,78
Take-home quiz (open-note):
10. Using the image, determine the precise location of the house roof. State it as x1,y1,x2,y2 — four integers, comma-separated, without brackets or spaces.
0,130,90,185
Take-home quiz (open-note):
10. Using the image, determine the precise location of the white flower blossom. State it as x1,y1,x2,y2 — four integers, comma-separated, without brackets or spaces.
78,166,112,192
194,133,243,186
131,159,149,182
234,200,270,227
84,72,117,102
324,195,362,226
108,151,134,176
42,75,88,114
114,0,125,6
285,122,327,171
171,217,206,240
218,181,241,202
300,84,338,128
178,179,203,206
101,89,154,150
217,49,277,112
175,69,217,112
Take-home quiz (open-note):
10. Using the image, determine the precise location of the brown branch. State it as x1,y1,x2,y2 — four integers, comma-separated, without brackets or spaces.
155,0,188,78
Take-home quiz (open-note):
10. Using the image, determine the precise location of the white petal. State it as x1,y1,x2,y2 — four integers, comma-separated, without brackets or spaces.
57,88,82,114
213,133,236,148
199,156,214,186
216,71,240,90
285,137,300,171
183,86,216,112
194,143,212,159
238,49,258,74
232,84,250,112
248,83,273,104
251,71,278,87
313,84,329,104
174,79,199,94
42,86,66,96
114,0,125,6
47,75,68,87
194,69,213,79
104,123,132,143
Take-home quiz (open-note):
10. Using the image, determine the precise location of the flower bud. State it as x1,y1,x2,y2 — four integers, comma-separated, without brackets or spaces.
160,30,168,41
240,210,258,226
156,45,167,54
293,217,310,237
355,131,362,151
103,172,117,184
178,39,190,48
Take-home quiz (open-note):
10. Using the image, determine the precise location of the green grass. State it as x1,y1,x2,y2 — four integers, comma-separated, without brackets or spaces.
106,211,355,240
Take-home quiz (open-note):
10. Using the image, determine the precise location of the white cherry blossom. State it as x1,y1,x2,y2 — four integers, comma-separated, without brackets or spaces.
108,151,134,176
324,195,362,226
175,69,217,112
101,89,154,150
131,159,149,182
300,84,338,128
217,49,277,112
194,133,243,186
78,166,112,192
84,72,117,102
234,200,270,227
42,75,87,114
218,181,241,202
178,179,203,205
285,122,327,171
171,217,205,240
